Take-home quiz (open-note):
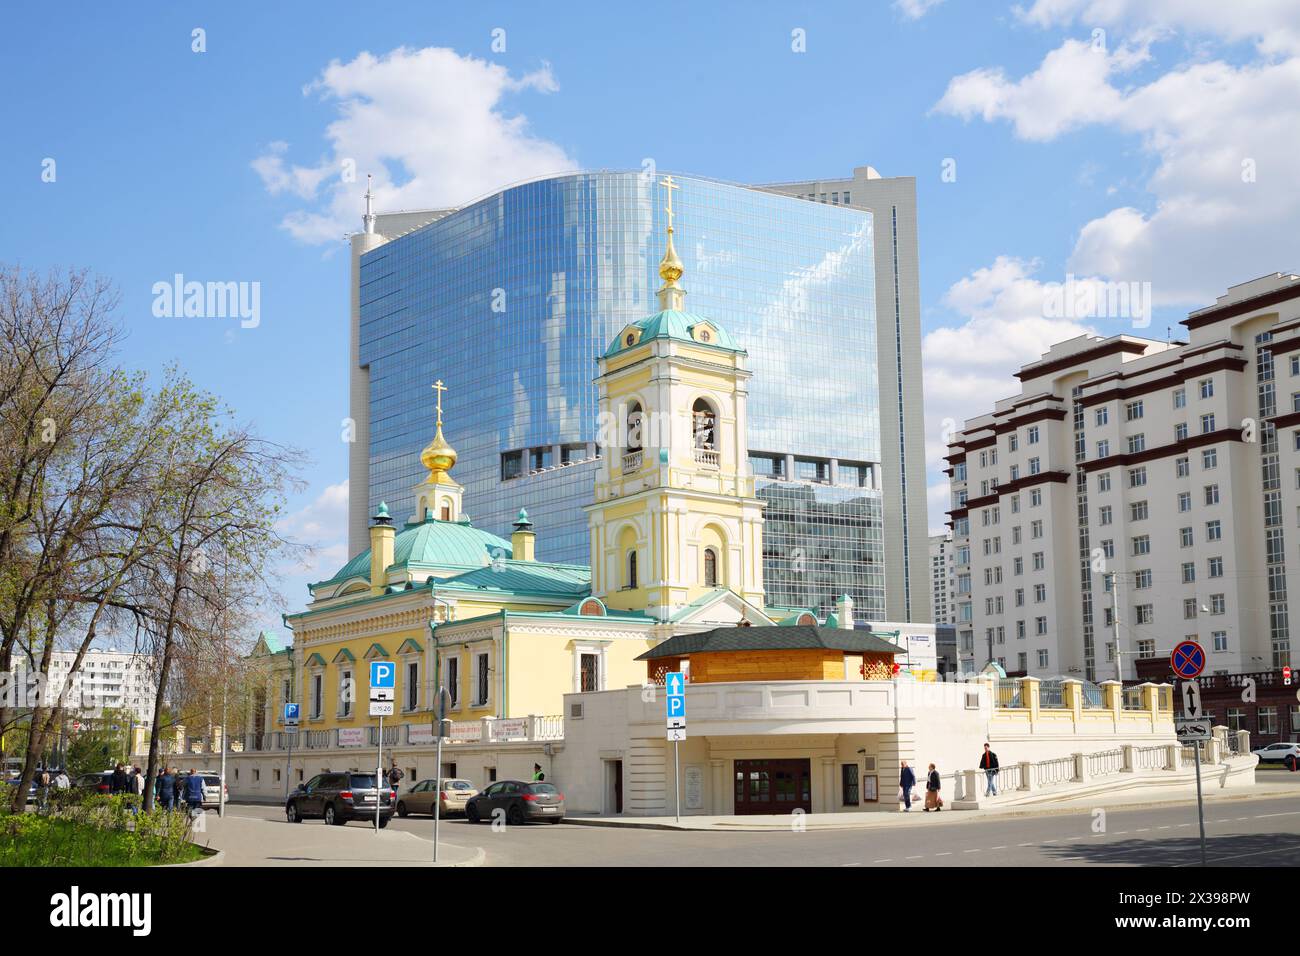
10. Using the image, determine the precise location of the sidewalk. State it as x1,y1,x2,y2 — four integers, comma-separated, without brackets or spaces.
565,779,1299,832
189,812,484,866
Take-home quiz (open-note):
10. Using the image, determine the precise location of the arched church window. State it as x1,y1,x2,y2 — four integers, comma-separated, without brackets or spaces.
440,505,450,521
703,548,718,588
626,550,638,589
627,403,643,451
692,399,716,449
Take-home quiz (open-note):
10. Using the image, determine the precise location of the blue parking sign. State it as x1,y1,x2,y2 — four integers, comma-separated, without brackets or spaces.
283,703,299,722
370,661,395,688
665,671,686,720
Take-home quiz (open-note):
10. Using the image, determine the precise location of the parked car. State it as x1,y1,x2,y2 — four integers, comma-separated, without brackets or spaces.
1251,741,1300,769
176,772,227,809
74,771,114,795
465,780,564,825
396,778,478,817
285,771,393,827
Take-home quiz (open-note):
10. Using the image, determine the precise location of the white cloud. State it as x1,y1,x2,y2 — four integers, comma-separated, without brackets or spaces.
253,47,574,244
894,0,945,20
922,258,1095,531
276,480,350,585
934,30,1300,306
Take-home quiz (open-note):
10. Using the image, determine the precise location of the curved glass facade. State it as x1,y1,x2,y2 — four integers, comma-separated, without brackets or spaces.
358,171,885,617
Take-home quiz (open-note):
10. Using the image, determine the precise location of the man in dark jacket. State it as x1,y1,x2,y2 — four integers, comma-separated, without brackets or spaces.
183,769,205,814
979,743,1000,796
110,763,129,796
158,768,177,811
899,760,916,812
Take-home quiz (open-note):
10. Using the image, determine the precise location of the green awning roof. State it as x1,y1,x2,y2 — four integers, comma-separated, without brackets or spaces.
397,638,424,655
331,648,355,663
306,652,326,667
364,643,390,659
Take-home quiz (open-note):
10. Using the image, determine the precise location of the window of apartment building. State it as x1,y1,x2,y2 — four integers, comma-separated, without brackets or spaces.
1026,489,1040,508
473,652,490,706
1097,472,1111,492
1095,408,1109,426
1134,569,1152,589
1208,557,1224,579
1184,598,1197,619
1173,388,1186,409
1101,538,1115,559
955,517,969,535
1018,652,1028,671
1199,378,1214,399
960,631,974,652
1125,400,1144,421
1033,552,1045,571
1177,491,1192,513
1013,557,1023,575
1132,534,1150,556
1015,587,1025,607
446,656,459,707
1031,520,1043,539
1259,707,1278,735
1007,494,1019,514
956,545,970,564
1104,607,1114,627
1098,505,1113,525
1200,413,1216,433
1204,484,1219,506
1129,466,1147,488
1096,439,1110,458
985,597,995,616
1127,434,1146,454
1008,433,1018,452
1206,519,1222,541
1037,649,1050,668
1175,457,1190,479
1180,526,1194,547
982,538,992,556
1210,593,1226,614
1212,631,1229,652
1292,354,1300,377
1293,392,1300,413
1174,422,1189,442
1134,604,1154,625
1031,583,1045,603
1028,457,1041,475
954,462,967,481
1016,620,1026,639
1202,448,1218,469
992,506,1000,524
997,626,1006,644
990,449,998,466
1130,501,1149,521
1012,526,1022,545
1008,466,1019,482
1226,708,1244,733
1027,426,1040,445
979,451,988,468
1035,616,1048,636
1136,639,1155,657
311,673,323,719
1181,562,1195,584
957,573,971,593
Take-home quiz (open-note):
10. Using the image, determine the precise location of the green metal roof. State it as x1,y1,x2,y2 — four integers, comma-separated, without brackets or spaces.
364,643,390,659
437,561,591,599
305,652,326,667
331,648,355,663
636,625,905,661
315,515,513,588
397,638,424,654
604,310,743,357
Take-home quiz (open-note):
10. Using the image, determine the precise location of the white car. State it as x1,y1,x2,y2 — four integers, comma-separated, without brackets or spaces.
1250,742,1300,767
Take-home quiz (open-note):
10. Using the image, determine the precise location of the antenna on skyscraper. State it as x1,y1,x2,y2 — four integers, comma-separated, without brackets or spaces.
363,174,376,235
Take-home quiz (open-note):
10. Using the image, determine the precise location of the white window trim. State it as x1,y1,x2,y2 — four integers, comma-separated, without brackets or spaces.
573,643,609,693
337,667,354,718
308,668,324,720
401,654,421,713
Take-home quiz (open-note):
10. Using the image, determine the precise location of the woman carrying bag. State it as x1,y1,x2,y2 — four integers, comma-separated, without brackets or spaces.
924,763,943,811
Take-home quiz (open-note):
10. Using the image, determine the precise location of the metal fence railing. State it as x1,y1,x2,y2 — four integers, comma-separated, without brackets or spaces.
996,679,1023,708
1038,679,1065,709
1087,748,1125,777
1080,680,1104,709
995,764,1023,792
1037,755,1076,787
1135,745,1169,770
1121,686,1145,710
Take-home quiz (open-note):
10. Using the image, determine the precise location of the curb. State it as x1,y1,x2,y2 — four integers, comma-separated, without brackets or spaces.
562,786,1296,832
161,846,224,867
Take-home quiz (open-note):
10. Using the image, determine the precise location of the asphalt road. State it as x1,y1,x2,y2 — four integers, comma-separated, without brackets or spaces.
230,773,1300,866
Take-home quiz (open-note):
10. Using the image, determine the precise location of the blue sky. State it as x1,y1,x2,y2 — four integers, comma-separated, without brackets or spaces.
5,1,1299,628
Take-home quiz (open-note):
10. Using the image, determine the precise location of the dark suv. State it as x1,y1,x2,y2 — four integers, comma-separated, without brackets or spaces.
286,771,394,827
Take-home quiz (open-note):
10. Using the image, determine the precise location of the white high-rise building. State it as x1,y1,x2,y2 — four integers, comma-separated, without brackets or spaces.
929,532,956,625
947,273,1300,681
22,649,158,725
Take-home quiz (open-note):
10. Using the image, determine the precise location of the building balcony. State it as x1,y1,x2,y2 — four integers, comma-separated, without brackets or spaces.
693,447,720,468
622,450,642,473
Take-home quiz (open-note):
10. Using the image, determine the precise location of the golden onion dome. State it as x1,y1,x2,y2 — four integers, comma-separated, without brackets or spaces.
421,423,457,475
658,229,684,286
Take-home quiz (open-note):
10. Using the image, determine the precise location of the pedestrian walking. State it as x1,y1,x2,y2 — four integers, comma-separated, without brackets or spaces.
979,742,1000,796
54,770,70,791
924,763,943,811
110,762,129,796
38,768,51,811
898,760,916,812
159,767,177,811
183,769,205,818
387,760,404,793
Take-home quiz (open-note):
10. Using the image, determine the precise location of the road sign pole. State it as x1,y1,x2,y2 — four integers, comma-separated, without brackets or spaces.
1193,743,1207,867
674,737,681,823
376,713,383,833
284,732,293,801
433,684,447,864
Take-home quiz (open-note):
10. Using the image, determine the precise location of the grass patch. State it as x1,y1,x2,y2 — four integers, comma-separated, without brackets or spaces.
0,794,208,867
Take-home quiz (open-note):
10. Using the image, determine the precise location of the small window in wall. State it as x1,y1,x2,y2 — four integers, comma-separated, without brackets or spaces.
253,769,260,782
627,551,638,589
274,768,281,783
476,652,489,706
487,767,497,783
841,764,860,805
297,769,304,782
703,548,718,587
444,763,457,779
692,399,716,449
580,653,599,693
234,768,239,781
406,661,419,711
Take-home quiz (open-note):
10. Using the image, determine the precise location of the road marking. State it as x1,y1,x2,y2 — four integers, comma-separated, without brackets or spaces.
905,855,924,860
1018,842,1034,847
1177,845,1296,867
840,862,862,867
963,848,981,853
1114,830,1128,835
874,858,892,863
1252,811,1300,819
935,851,953,856
1135,827,1150,832
990,845,1007,849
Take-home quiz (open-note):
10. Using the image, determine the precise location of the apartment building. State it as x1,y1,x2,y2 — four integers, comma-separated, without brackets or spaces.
947,273,1300,682
929,532,956,625
24,649,158,724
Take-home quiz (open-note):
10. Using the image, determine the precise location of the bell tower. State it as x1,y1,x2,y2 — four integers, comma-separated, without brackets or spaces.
410,379,464,524
585,176,766,619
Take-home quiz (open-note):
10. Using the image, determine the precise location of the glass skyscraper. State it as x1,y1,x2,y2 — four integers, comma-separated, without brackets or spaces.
351,170,913,621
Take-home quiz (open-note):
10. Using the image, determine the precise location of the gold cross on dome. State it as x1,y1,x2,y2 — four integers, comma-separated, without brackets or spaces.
432,380,447,426
660,175,679,232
